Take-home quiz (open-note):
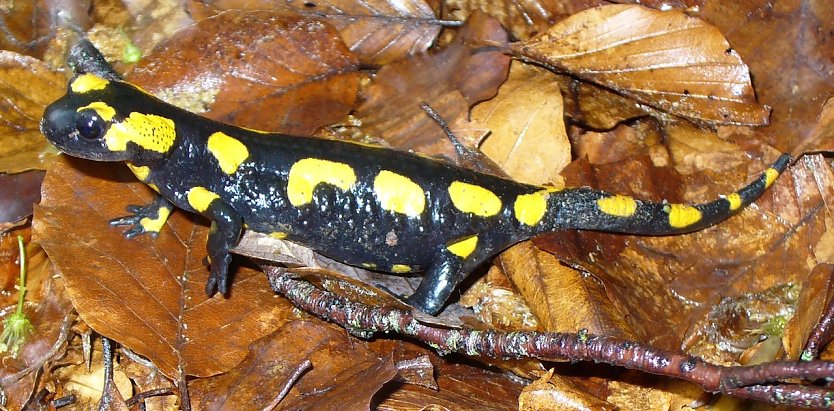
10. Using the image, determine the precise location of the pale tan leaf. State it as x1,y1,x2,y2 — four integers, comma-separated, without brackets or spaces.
473,61,570,186
519,369,613,411
512,4,769,125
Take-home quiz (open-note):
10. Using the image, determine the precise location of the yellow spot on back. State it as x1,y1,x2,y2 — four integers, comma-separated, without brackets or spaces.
373,170,426,216
362,262,377,269
726,193,742,211
287,158,356,206
126,163,150,181
139,205,172,234
269,232,288,239
597,195,637,217
765,168,779,188
448,181,502,217
71,74,110,93
77,101,115,121
104,112,177,153
447,236,478,258
187,187,220,212
391,264,412,273
207,132,249,174
148,183,160,193
665,204,702,228
514,190,550,226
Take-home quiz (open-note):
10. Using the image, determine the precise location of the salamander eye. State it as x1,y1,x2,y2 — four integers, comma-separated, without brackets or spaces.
75,110,106,140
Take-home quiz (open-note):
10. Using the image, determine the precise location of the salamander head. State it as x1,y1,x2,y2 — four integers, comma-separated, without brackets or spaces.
41,74,178,162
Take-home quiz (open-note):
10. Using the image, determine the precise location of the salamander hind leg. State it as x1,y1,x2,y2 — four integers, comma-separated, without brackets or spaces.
110,196,174,238
406,235,483,315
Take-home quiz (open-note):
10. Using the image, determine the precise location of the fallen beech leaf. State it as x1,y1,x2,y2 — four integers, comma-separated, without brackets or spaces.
33,157,295,378
0,0,60,58
355,10,509,157
783,264,834,360
0,171,44,224
191,321,397,410
0,51,64,173
444,0,568,40
128,10,362,135
473,62,570,186
519,369,613,411
795,97,834,155
512,4,769,126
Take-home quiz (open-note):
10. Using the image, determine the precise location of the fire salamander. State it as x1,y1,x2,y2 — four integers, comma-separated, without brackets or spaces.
40,74,791,314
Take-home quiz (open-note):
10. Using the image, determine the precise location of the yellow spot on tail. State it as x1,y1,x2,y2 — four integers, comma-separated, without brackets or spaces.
665,204,702,228
447,236,478,258
187,187,220,212
373,170,426,216
287,158,356,206
71,74,110,93
448,181,502,217
726,193,742,211
597,195,637,217
77,101,116,121
765,168,779,188
391,264,412,273
514,190,551,226
207,132,249,174
104,112,176,153
126,163,150,181
269,232,288,239
139,205,172,234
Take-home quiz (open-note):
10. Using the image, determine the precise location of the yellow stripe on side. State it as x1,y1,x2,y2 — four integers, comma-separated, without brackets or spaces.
104,112,177,153
77,101,116,121
514,190,550,226
725,193,742,211
139,205,172,234
765,168,779,188
391,264,412,273
126,163,150,182
597,195,637,217
373,170,426,217
287,158,357,206
269,232,288,239
71,74,110,93
447,236,478,258
187,187,220,212
665,204,702,228
448,181,502,217
207,132,249,174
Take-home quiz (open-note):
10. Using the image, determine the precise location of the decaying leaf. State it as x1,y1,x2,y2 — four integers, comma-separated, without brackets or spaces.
512,4,769,126
519,368,613,411
127,10,362,135
33,157,296,378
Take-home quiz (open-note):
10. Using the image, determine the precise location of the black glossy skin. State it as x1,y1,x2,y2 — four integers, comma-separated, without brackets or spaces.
40,76,791,314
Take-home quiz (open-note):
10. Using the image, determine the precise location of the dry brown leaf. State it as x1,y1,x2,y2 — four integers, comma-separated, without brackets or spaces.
795,97,834,155
512,4,769,126
783,264,834,360
128,10,362,135
519,368,613,411
190,0,441,65
0,171,44,224
0,51,64,173
473,61,570,186
33,157,296,378
354,10,509,157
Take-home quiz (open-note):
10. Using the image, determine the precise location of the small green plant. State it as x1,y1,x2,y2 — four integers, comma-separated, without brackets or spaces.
0,235,34,355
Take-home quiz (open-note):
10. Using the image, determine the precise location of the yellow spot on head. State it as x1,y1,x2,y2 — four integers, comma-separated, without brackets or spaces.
447,236,478,258
71,74,110,93
765,168,779,188
597,195,637,217
139,205,172,234
448,181,502,217
514,190,550,226
373,170,426,217
207,132,249,174
391,264,412,273
77,101,116,121
725,193,742,211
104,112,177,153
187,187,220,212
665,204,702,228
126,163,150,182
269,232,288,239
287,158,356,206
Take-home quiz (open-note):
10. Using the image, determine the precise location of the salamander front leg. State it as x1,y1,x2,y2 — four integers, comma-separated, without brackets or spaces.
110,196,174,238
202,201,243,296
406,250,466,315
